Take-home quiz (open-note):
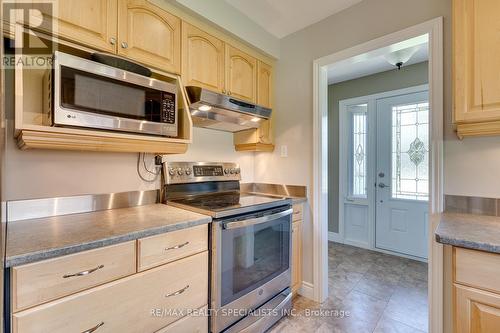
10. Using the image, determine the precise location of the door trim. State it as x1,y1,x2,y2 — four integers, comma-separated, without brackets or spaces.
312,17,444,333
337,85,429,259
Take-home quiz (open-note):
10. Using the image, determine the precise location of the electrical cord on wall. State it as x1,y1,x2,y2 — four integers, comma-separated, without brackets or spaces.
136,153,161,183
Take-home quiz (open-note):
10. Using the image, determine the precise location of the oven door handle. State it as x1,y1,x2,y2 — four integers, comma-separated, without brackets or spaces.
223,208,293,230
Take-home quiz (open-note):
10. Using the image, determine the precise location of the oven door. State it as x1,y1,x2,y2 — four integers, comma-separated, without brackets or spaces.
211,206,292,332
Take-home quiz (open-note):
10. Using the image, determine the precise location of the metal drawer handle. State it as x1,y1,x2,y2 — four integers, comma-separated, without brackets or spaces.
165,285,190,297
164,241,189,251
81,322,104,333
63,265,104,278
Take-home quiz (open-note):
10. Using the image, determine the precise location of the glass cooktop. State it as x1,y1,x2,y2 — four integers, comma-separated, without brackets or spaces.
168,192,290,218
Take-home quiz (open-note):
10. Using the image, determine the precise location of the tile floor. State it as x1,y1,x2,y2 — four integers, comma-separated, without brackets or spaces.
269,242,428,333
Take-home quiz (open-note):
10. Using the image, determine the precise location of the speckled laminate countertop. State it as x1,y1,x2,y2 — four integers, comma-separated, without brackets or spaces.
435,213,500,254
5,204,212,267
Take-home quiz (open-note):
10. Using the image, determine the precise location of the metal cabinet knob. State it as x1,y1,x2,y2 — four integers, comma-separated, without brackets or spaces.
222,89,227,94
228,91,232,95
378,183,388,188
109,37,116,45
121,41,128,49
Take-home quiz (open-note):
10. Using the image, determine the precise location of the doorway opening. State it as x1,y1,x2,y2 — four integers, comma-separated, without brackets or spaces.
337,85,430,261
312,18,444,332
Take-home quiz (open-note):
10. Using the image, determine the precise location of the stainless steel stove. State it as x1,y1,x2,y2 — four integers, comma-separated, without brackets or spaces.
164,162,293,333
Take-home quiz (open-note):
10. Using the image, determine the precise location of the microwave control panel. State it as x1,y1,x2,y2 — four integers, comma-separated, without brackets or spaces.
162,92,176,124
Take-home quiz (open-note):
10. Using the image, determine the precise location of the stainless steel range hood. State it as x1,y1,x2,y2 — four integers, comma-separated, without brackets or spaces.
185,86,272,132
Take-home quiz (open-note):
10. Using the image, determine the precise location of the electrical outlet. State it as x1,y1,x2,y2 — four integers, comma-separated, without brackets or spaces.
280,145,288,158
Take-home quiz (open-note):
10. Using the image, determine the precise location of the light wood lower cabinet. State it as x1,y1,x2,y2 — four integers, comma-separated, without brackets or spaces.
291,203,303,295
156,305,208,333
455,284,500,333
453,247,500,333
12,251,208,333
292,204,303,222
455,247,500,295
137,224,208,271
291,220,302,295
11,241,136,312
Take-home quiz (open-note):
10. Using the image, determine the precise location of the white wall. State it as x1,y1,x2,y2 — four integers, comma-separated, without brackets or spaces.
165,0,280,58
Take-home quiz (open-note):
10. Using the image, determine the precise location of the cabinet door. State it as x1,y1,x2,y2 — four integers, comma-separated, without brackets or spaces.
118,0,181,73
454,0,500,125
455,284,500,333
257,61,273,108
291,221,302,294
225,44,257,103
182,22,225,93
26,0,118,52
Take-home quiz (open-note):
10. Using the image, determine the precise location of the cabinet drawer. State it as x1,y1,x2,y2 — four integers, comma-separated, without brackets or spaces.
138,224,208,271
13,251,209,333
292,204,303,222
156,305,208,333
11,241,136,312
454,247,500,294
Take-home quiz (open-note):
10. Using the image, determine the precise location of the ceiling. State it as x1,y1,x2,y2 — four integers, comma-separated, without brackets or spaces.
327,34,429,84
223,0,364,38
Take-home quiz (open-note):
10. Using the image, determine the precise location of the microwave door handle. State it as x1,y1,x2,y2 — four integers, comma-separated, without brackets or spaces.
223,208,293,230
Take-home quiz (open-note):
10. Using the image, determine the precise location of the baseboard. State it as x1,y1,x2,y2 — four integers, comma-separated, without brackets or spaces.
298,281,314,300
343,239,371,250
328,232,343,243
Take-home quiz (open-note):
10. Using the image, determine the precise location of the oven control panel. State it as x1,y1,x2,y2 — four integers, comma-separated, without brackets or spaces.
163,162,241,184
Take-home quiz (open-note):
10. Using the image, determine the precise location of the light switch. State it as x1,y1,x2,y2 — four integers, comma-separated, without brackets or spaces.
280,145,288,157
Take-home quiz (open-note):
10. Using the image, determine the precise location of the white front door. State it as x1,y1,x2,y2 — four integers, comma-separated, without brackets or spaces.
375,92,429,259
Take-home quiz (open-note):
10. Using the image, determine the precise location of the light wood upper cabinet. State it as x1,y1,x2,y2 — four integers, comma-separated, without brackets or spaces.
117,0,181,73
453,0,500,138
257,61,273,108
182,22,225,93
27,0,118,53
225,44,257,103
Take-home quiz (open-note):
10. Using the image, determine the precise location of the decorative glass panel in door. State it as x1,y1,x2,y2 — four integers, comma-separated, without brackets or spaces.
376,91,429,259
392,102,429,201
349,105,368,198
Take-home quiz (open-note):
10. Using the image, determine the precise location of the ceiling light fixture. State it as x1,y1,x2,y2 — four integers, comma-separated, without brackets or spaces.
384,45,421,70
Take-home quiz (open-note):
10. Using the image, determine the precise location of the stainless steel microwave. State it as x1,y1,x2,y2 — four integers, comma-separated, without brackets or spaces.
43,51,178,137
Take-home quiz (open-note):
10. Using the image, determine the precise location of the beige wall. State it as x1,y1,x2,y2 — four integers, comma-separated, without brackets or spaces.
328,61,429,233
255,0,479,285
3,69,255,201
